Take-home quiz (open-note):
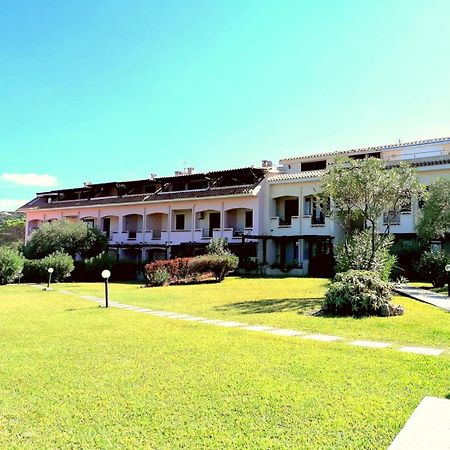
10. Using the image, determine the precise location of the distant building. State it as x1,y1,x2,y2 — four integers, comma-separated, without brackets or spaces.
19,137,450,275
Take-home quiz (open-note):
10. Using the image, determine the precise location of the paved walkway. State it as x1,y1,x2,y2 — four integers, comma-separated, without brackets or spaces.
35,285,448,358
395,285,450,311
388,396,450,449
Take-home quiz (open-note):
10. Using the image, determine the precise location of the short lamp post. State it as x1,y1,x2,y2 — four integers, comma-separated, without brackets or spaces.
101,270,111,308
445,264,450,297
45,267,54,291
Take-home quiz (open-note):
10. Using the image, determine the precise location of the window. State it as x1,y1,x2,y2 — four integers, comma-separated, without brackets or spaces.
301,160,326,172
349,154,366,160
311,199,325,225
175,214,185,230
83,219,95,228
245,210,253,228
304,196,312,216
383,211,401,225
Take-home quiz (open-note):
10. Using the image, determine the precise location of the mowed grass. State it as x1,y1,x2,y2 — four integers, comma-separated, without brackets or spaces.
0,285,449,449
60,277,450,349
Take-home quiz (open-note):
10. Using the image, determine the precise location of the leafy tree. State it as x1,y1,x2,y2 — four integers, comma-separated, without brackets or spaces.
416,177,450,241
0,246,24,284
23,220,107,259
319,157,423,273
206,238,230,256
0,218,25,247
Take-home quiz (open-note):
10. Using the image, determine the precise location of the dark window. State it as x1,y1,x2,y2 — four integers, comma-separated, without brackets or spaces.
283,199,299,225
312,199,325,225
304,197,312,216
301,160,327,171
172,182,186,191
245,210,253,228
144,185,157,193
175,214,185,230
83,219,95,228
349,154,366,160
368,152,381,158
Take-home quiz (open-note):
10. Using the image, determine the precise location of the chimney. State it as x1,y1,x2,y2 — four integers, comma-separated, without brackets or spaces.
84,181,93,187
149,173,157,180
174,170,184,177
261,160,273,168
187,167,195,175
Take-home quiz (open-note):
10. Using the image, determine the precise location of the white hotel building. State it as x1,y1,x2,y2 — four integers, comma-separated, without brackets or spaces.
20,137,450,275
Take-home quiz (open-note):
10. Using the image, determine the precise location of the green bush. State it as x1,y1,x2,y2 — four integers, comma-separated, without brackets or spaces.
335,231,396,281
0,247,25,284
23,252,74,283
189,253,239,282
324,270,394,317
390,239,424,280
206,238,229,256
416,251,449,288
23,220,107,259
147,267,170,286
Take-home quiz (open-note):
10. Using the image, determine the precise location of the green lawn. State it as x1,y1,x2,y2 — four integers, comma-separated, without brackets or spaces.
0,283,449,449
59,277,450,349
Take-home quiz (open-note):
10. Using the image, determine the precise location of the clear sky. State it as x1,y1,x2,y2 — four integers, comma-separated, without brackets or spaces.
1,0,450,210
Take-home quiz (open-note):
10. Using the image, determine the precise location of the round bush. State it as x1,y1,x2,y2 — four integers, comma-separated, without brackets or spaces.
23,251,74,283
147,267,170,286
324,270,394,317
416,251,449,288
0,247,24,285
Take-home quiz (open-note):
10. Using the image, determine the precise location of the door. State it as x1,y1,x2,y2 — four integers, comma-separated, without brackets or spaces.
284,199,299,225
103,218,111,238
209,213,220,237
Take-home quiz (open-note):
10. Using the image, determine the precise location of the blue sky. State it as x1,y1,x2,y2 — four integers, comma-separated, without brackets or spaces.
1,0,450,210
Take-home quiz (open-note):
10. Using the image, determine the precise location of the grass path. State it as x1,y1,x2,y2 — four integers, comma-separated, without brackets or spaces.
0,284,449,449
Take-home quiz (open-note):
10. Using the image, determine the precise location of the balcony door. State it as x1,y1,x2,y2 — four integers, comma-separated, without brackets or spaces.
284,199,299,225
103,218,111,238
209,213,220,237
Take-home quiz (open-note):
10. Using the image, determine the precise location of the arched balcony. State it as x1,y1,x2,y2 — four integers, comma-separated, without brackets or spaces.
195,209,221,238
122,214,143,241
145,213,168,242
27,219,43,236
100,215,119,241
225,208,253,237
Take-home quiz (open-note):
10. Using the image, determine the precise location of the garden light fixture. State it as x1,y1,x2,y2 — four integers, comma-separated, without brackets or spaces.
44,267,54,291
101,270,111,308
445,264,450,297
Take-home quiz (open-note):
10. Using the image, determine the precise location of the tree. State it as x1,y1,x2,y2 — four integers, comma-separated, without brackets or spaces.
416,177,450,242
319,157,423,272
0,246,24,284
0,217,25,247
23,220,107,259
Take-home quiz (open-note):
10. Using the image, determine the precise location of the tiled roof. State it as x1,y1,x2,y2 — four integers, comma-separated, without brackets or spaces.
281,137,450,162
267,156,450,183
19,184,258,211
268,170,323,182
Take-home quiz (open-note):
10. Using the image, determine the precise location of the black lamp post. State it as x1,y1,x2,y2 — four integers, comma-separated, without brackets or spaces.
101,270,111,308
445,264,450,297
44,267,54,291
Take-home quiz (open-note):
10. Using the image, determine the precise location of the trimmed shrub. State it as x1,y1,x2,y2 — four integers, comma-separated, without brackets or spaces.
147,267,170,286
324,270,396,317
23,251,74,283
0,247,25,284
390,239,424,280
335,231,396,281
206,238,229,256
145,258,192,284
189,253,239,282
71,253,115,282
416,251,449,288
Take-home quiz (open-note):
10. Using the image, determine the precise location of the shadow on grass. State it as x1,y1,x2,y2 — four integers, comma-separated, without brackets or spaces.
216,298,324,315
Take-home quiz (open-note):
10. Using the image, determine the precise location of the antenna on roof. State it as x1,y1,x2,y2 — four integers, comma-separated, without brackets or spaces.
398,139,402,145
